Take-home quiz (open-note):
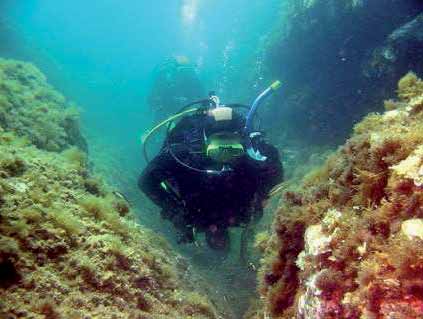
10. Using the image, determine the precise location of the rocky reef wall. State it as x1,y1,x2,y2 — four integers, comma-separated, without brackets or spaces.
0,59,88,152
0,59,221,319
259,0,423,146
247,73,423,318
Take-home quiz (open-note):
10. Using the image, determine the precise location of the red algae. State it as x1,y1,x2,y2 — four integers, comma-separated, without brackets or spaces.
247,73,423,319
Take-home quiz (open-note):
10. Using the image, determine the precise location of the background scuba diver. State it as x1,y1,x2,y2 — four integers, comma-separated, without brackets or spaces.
139,82,283,250
148,56,204,123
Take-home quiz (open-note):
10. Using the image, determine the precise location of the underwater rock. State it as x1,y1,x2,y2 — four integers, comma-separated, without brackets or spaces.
401,219,423,240
249,73,423,318
0,60,219,318
365,13,423,81
392,145,423,187
303,224,331,257
0,58,88,152
259,0,423,146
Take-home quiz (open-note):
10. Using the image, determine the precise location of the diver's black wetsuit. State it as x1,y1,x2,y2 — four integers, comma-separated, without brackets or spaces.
139,109,283,249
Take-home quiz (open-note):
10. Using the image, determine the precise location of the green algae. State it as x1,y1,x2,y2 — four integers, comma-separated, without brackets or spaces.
0,59,221,319
0,58,87,152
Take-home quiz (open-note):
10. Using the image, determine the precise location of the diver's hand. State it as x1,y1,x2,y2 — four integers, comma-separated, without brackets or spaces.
160,202,186,221
162,197,187,216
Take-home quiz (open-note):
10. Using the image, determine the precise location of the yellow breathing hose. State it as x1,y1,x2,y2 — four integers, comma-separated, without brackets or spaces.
142,108,199,162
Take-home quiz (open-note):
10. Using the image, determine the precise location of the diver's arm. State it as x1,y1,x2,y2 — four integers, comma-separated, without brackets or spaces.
255,141,284,196
138,151,183,213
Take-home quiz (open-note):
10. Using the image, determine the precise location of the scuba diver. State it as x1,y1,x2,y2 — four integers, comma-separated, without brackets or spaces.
139,82,283,250
148,56,205,123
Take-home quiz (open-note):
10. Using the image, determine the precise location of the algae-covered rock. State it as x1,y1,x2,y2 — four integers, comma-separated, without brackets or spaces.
0,61,220,318
249,73,423,318
392,145,423,187
0,58,87,152
303,224,331,257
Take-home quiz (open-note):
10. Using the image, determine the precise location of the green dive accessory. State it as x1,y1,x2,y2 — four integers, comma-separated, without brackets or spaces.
206,132,244,163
